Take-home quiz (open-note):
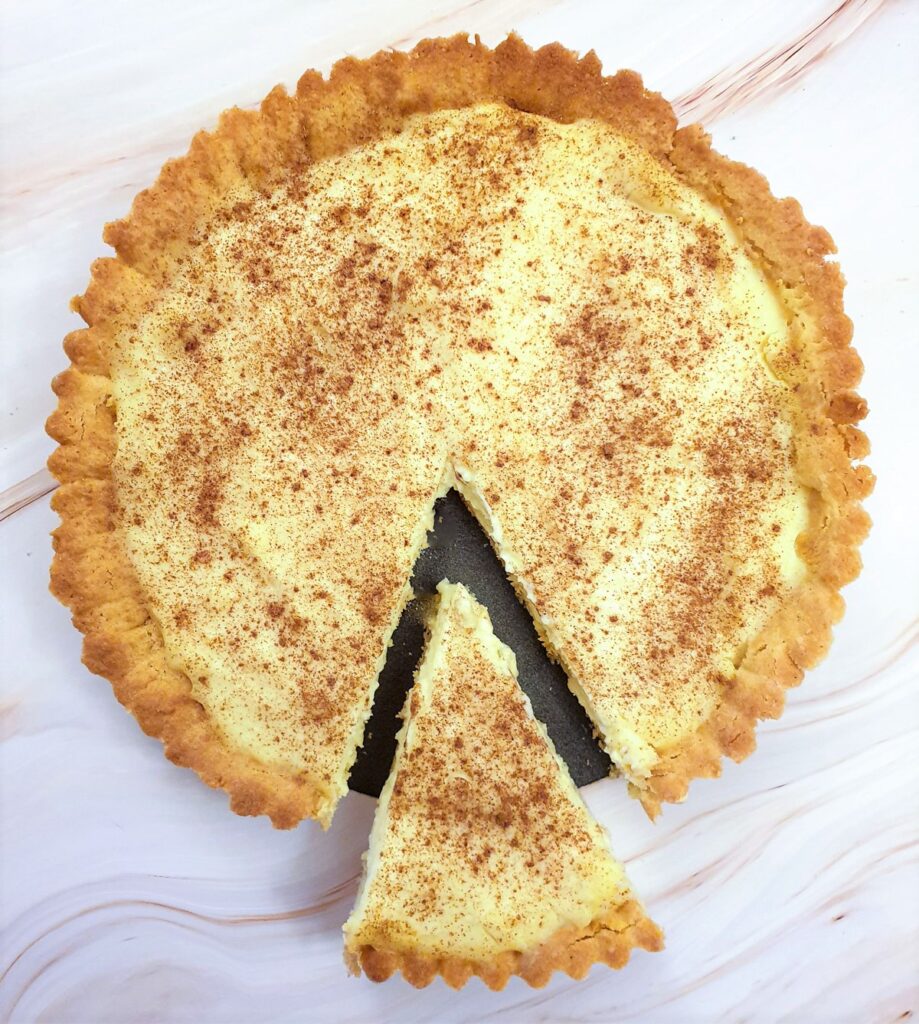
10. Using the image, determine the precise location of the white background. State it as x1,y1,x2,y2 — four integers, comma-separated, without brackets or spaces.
1,1,917,1021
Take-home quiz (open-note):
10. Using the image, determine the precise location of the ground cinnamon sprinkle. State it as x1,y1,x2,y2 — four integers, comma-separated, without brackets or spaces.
360,611,599,942
112,101,802,775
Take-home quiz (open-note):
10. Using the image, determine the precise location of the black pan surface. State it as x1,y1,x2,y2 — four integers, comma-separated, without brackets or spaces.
349,490,611,796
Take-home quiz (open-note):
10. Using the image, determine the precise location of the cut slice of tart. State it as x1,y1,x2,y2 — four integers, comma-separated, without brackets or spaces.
48,34,871,828
343,581,662,989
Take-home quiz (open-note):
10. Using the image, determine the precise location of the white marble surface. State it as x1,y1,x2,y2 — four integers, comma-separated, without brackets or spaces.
2,1,918,1021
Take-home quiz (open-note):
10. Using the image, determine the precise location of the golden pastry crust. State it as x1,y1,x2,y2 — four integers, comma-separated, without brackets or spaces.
346,898,662,990
636,127,873,814
48,372,325,828
47,33,871,826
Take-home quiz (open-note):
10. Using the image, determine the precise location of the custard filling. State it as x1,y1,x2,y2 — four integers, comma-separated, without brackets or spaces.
110,103,807,811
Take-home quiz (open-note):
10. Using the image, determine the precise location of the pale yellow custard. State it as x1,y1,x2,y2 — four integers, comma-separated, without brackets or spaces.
110,103,806,819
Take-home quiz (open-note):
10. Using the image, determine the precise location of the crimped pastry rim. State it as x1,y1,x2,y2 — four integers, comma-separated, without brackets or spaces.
345,898,663,990
46,33,872,834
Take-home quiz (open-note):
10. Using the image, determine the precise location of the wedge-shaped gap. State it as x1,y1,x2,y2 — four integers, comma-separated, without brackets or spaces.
349,490,611,797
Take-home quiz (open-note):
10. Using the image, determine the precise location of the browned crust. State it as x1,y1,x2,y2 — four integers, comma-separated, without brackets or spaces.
344,898,662,990
49,269,329,829
47,32,870,827
636,126,873,816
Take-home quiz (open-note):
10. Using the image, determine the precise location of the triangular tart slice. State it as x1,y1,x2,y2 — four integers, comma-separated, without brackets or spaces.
343,581,662,989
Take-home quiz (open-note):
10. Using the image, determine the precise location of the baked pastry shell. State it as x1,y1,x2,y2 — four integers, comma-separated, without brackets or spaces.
47,33,873,828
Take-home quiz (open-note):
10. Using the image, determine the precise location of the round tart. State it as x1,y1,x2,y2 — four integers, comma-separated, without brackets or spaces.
48,34,872,829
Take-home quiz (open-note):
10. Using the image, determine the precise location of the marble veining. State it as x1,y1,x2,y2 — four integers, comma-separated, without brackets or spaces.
1,1,918,1021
